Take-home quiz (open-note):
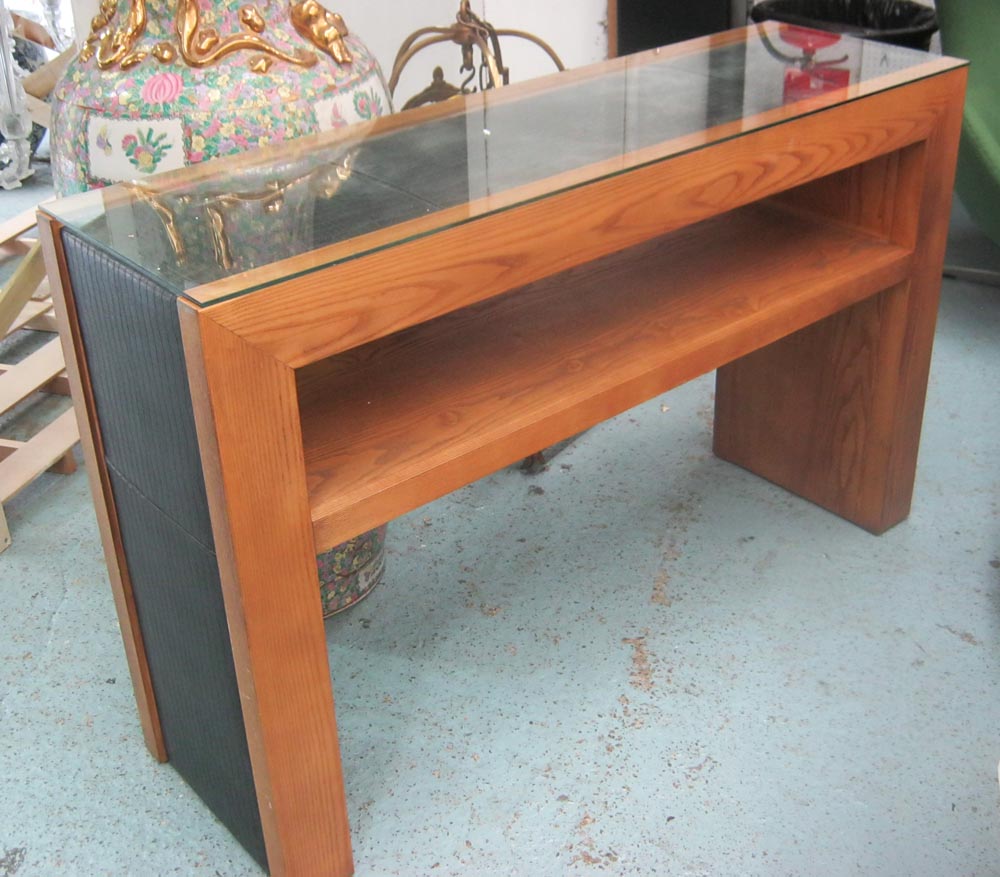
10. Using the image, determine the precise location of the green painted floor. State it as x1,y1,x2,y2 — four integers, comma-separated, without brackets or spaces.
1,160,998,876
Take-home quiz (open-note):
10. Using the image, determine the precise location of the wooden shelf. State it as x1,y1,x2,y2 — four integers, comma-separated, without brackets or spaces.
298,201,912,551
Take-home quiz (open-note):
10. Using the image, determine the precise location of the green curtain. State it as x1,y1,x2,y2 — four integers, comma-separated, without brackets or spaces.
936,0,1000,247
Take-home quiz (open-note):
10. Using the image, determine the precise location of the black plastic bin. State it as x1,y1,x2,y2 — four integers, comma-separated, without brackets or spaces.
750,0,939,50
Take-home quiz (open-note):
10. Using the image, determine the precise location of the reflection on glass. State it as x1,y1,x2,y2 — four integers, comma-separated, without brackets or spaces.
119,147,356,288
44,23,957,302
756,25,854,103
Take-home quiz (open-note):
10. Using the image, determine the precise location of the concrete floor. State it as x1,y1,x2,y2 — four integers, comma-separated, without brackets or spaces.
0,160,998,877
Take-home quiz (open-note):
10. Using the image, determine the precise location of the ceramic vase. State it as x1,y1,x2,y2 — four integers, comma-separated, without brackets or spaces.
50,0,391,613
50,0,392,194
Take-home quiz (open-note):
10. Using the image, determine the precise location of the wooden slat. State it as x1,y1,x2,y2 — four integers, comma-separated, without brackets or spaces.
31,279,52,302
0,408,78,502
5,299,53,335
37,214,167,762
180,303,353,877
0,436,76,475
24,94,50,129
0,239,32,258
0,362,71,395
204,69,957,369
0,337,66,415
0,207,38,247
21,47,74,100
299,202,912,551
0,243,46,337
23,312,60,334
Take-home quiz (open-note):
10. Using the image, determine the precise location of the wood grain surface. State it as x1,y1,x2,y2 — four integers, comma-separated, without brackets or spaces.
179,304,354,877
299,200,911,551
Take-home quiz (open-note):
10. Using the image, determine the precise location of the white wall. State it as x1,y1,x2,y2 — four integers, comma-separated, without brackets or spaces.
69,0,96,49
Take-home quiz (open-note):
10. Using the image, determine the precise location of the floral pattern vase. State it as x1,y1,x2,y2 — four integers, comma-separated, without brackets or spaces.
317,524,388,617
50,0,390,613
50,0,391,194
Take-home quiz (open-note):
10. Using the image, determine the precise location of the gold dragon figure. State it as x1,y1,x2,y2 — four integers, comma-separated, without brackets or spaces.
80,0,353,73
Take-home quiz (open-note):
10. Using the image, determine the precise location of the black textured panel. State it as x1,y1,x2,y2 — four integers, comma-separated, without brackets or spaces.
61,230,267,868
109,468,267,869
61,230,214,547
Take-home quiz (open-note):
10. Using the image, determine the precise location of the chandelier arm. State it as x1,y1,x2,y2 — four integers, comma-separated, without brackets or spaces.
492,29,566,72
388,28,457,95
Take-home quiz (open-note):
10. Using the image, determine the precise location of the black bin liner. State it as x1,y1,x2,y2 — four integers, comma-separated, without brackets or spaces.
750,0,939,50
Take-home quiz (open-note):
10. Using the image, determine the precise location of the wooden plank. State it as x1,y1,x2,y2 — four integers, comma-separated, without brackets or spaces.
0,243,46,337
23,312,60,334
0,436,76,475
179,302,353,877
0,207,38,247
771,142,927,248
31,279,52,302
0,239,32,258
204,69,956,368
714,67,968,533
0,337,66,415
0,363,70,396
37,214,167,762
24,94,50,129
5,298,52,335
300,201,911,551
21,47,74,100
0,408,78,502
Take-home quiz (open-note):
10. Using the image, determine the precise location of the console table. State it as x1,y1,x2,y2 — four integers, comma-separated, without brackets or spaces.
39,24,965,876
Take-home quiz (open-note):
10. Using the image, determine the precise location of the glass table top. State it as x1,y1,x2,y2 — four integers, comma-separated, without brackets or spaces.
43,23,964,306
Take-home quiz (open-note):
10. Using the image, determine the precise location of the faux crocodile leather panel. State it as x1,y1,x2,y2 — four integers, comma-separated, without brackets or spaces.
61,230,267,868
108,468,266,867
60,232,213,546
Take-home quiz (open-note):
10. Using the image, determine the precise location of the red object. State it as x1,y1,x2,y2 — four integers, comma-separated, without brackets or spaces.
779,24,844,52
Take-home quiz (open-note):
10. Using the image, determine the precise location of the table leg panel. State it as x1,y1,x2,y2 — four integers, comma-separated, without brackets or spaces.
714,282,911,534
180,305,354,877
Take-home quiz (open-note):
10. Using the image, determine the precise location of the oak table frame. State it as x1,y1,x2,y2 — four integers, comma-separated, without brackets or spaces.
40,26,966,877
